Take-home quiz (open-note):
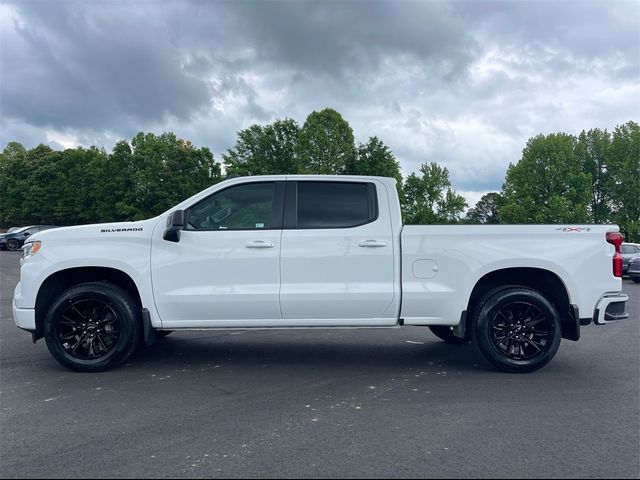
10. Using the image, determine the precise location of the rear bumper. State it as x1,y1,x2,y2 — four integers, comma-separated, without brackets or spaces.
593,293,629,325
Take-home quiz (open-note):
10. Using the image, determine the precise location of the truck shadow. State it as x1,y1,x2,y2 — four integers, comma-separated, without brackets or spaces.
131,333,492,373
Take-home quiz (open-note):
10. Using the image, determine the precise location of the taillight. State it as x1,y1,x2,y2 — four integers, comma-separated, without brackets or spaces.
606,232,623,277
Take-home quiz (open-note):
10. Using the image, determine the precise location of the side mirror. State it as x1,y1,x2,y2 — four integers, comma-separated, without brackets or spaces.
163,210,185,242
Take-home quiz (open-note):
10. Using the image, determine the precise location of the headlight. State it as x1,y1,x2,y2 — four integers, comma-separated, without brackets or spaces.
22,241,42,259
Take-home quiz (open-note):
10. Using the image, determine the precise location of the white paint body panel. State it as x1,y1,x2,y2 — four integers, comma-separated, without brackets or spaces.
13,218,163,327
151,228,282,324
400,224,622,326
279,177,399,325
13,175,623,334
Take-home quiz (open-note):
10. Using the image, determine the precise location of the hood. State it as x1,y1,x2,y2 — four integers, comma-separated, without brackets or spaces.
27,218,161,244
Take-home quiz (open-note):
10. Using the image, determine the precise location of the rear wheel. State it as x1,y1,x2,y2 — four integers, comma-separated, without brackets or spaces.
429,325,468,344
473,287,561,373
6,239,20,251
44,282,142,372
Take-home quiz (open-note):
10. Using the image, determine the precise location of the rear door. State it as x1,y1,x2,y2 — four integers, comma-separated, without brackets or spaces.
279,179,398,325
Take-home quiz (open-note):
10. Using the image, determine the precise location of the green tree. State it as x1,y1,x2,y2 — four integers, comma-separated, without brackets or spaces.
41,147,106,225
609,121,640,241
124,132,221,220
466,192,503,224
223,119,300,176
575,128,613,223
403,162,467,224
90,140,137,221
500,133,591,223
20,145,59,224
297,108,356,174
0,142,29,225
347,135,402,179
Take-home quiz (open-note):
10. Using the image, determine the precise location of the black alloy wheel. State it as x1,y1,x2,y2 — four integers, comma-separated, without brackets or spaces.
44,282,142,372
489,301,551,361
473,287,562,373
57,297,121,360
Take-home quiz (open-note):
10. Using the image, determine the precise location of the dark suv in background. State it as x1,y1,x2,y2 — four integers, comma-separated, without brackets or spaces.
0,225,58,251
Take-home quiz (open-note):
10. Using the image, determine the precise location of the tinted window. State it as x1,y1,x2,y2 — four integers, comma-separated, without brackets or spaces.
294,182,376,229
622,245,635,254
187,183,275,231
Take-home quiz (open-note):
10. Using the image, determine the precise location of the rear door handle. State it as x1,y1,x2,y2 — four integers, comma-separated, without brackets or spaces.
246,240,275,249
357,240,387,248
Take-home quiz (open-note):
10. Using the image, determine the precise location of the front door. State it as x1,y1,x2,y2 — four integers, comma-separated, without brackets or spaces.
151,181,285,328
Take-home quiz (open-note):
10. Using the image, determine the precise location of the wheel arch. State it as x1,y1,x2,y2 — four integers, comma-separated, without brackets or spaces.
33,267,143,342
465,267,579,341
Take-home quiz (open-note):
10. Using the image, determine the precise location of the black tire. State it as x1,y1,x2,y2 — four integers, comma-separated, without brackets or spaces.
44,282,142,372
631,276,640,283
429,325,468,344
473,287,562,373
6,239,20,251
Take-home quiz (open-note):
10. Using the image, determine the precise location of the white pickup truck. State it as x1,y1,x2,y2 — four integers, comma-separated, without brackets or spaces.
13,175,629,373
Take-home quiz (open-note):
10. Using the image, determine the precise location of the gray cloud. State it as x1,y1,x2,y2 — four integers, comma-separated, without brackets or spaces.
1,0,638,201
2,1,210,129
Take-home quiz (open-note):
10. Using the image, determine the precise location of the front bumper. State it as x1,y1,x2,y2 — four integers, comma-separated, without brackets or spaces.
13,296,36,331
593,293,629,325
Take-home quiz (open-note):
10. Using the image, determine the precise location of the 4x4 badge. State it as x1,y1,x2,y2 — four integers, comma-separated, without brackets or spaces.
555,227,592,232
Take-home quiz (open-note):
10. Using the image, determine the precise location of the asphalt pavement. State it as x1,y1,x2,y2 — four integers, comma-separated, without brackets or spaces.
1,250,639,478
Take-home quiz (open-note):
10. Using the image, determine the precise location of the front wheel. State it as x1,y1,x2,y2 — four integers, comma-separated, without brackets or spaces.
473,287,562,373
44,282,142,372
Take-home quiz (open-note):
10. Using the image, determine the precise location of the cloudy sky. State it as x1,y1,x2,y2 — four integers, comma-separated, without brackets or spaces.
1,0,639,205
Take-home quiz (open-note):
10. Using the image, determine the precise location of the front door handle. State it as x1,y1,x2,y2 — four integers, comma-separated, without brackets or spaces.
246,240,275,249
358,240,387,248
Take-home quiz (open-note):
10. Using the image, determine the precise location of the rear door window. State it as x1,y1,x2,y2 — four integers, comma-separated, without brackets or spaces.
286,181,377,229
